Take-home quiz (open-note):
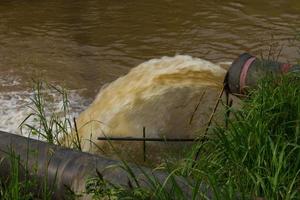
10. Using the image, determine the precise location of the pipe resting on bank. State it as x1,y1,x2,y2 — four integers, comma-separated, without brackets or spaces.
0,130,197,199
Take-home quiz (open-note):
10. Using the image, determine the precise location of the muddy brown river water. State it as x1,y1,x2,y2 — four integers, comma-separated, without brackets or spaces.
0,0,300,136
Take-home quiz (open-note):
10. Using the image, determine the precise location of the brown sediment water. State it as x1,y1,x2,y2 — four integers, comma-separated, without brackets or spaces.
70,55,226,155
0,1,299,155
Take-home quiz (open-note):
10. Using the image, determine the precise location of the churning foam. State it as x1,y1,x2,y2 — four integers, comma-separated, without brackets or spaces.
69,55,227,153
0,77,86,136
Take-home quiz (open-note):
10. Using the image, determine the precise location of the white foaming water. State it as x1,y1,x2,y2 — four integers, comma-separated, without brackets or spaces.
0,75,21,87
67,55,227,153
0,78,87,136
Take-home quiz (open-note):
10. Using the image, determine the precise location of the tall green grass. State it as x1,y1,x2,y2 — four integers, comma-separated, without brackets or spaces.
0,149,52,200
184,73,300,199
20,80,81,150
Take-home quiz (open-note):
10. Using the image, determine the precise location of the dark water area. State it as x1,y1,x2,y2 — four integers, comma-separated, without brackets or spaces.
0,0,300,133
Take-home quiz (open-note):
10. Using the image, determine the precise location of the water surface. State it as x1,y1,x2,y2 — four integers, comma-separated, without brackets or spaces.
0,0,300,132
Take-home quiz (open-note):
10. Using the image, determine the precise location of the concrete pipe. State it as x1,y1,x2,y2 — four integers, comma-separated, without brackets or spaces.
0,131,195,199
225,53,300,95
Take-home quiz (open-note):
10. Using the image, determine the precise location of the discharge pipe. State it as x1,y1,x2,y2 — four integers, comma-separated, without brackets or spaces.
0,131,195,199
225,53,300,95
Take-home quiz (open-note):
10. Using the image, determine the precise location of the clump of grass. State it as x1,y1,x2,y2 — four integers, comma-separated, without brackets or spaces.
85,170,151,200
20,80,81,150
184,73,300,199
0,149,52,200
